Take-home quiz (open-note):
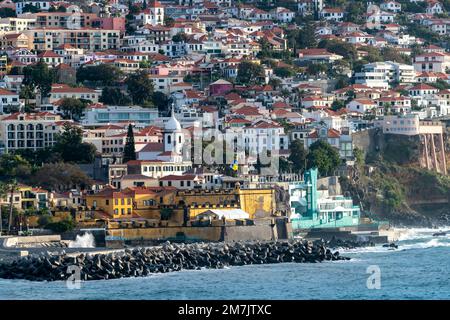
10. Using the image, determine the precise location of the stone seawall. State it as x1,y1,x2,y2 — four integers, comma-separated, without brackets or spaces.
0,240,349,282
106,221,292,246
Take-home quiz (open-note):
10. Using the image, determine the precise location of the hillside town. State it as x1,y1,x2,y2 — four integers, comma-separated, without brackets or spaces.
1,0,450,245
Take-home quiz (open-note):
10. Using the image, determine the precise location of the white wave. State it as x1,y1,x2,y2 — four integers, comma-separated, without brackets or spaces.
343,237,450,255
395,227,450,241
68,233,95,248
399,238,450,251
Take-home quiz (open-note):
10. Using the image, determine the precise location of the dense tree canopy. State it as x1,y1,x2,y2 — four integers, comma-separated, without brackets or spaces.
0,8,16,18
23,61,55,102
237,61,265,85
53,124,97,163
59,98,88,120
0,154,31,181
288,140,308,173
76,64,123,86
123,124,136,163
100,87,132,105
125,70,155,105
30,163,93,192
307,140,341,176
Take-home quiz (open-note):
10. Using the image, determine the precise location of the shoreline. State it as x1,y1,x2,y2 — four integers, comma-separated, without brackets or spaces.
0,240,350,282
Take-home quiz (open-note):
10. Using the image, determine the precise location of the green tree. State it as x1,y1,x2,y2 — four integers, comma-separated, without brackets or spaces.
0,183,7,235
45,219,76,233
0,154,32,181
236,61,265,85
31,163,93,192
345,1,366,24
306,140,341,176
53,123,97,163
22,4,40,13
152,91,170,112
274,66,295,78
319,39,358,62
59,98,87,120
331,100,346,111
139,59,152,68
164,16,175,27
123,124,136,163
287,22,317,51
23,61,55,103
172,32,188,42
19,84,35,107
125,70,154,105
76,64,123,86
0,8,16,18
306,63,328,75
100,87,132,105
288,139,308,173
6,180,18,232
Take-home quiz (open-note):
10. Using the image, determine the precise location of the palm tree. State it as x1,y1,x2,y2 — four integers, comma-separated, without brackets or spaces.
7,180,18,233
0,183,7,236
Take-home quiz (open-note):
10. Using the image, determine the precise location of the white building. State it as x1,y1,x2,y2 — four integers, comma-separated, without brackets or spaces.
134,1,165,26
0,88,21,113
413,52,450,73
298,0,324,16
271,7,295,22
320,8,344,22
16,1,51,14
354,61,415,89
375,114,420,135
346,98,378,114
81,105,159,126
238,119,289,154
380,1,402,13
0,112,66,151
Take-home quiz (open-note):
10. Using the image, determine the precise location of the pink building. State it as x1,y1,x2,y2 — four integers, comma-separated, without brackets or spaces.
92,17,126,33
209,79,233,96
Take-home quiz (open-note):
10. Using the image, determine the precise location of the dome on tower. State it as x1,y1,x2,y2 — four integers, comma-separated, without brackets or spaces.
165,112,181,131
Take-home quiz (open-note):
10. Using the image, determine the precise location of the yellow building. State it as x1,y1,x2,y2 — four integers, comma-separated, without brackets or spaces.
85,184,276,222
127,187,177,220
176,185,275,220
85,187,134,219
0,185,48,211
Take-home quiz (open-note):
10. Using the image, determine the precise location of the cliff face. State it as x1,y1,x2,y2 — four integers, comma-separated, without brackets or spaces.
345,132,450,227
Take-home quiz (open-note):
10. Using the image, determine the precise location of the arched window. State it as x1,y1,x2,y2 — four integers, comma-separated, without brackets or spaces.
36,124,43,130
27,124,34,130
18,124,24,130
167,135,171,144
7,124,15,131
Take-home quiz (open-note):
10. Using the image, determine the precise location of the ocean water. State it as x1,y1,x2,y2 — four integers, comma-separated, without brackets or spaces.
0,228,449,300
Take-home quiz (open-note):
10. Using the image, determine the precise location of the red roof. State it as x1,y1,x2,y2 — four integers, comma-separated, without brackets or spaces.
308,128,341,139
246,120,282,129
38,50,62,58
159,174,197,181
409,83,437,91
234,106,261,116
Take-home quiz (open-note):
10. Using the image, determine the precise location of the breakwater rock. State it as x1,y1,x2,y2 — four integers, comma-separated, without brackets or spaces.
0,240,349,282
326,238,376,249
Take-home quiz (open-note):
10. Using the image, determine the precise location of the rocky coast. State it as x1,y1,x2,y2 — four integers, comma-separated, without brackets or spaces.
0,239,350,282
